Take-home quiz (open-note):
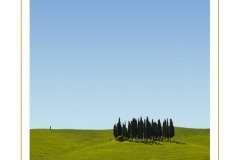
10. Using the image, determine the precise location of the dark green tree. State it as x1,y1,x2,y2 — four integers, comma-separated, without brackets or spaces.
117,117,122,136
139,117,143,140
162,119,166,140
151,119,154,140
137,118,140,140
169,118,175,140
128,121,131,139
146,117,151,140
153,122,158,140
131,118,137,140
143,120,146,140
123,122,128,138
166,118,169,140
157,119,162,141
113,124,117,138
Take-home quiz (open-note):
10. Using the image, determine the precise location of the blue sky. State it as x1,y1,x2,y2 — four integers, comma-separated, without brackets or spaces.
30,0,209,129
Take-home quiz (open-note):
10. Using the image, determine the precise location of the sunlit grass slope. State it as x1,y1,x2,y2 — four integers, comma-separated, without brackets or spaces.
30,127,209,160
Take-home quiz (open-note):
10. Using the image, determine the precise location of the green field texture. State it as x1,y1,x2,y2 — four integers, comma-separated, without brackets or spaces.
30,127,209,160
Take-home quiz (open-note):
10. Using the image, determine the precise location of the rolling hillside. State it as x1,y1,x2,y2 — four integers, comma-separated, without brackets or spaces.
30,127,209,160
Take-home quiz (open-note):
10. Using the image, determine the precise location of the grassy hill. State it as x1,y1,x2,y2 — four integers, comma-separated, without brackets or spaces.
30,127,209,160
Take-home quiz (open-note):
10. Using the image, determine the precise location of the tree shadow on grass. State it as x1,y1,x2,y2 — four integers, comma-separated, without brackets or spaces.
111,138,185,145
127,140,162,145
170,140,186,145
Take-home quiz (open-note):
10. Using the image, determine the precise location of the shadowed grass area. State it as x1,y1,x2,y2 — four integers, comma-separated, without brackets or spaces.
30,127,209,160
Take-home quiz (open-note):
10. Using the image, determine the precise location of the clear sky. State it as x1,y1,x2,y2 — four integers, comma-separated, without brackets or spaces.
30,0,209,129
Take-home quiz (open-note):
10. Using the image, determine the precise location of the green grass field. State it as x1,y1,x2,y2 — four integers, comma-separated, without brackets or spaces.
30,127,209,160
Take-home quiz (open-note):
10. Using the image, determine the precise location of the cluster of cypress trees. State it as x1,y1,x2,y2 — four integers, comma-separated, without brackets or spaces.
113,117,174,141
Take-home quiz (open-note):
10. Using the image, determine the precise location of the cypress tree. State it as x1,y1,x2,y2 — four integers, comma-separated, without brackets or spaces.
151,119,154,140
169,119,175,140
158,119,162,141
157,120,160,140
117,117,122,136
140,117,143,140
124,122,128,138
132,118,137,139
113,124,117,138
143,120,146,140
146,117,150,140
166,118,169,141
131,120,134,140
122,123,125,137
125,122,128,138
164,119,167,140
131,119,134,139
135,118,138,139
162,119,166,140
132,118,136,140
128,121,131,139
137,118,140,140
156,122,158,139
148,121,151,140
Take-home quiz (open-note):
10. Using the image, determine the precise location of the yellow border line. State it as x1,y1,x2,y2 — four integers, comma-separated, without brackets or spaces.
218,0,220,159
20,0,22,159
